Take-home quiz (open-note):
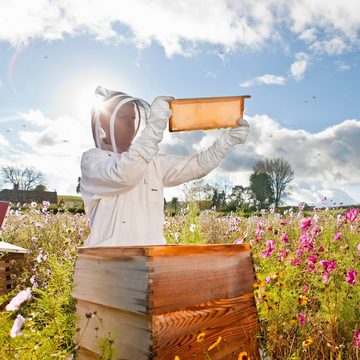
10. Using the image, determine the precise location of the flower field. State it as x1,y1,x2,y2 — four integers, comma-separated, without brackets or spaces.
0,202,359,359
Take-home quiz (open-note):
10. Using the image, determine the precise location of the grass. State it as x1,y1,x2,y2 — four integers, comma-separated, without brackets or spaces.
57,195,83,209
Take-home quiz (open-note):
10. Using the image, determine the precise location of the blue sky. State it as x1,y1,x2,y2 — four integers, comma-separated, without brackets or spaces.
0,0,359,205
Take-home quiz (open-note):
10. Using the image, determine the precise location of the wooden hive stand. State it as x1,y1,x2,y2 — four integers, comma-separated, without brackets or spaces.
72,244,260,360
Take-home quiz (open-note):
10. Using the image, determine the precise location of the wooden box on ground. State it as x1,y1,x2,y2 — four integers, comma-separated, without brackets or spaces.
0,242,29,295
71,245,260,360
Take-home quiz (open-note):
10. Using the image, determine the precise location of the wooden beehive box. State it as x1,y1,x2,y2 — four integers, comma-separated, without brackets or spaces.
0,242,29,295
72,245,260,360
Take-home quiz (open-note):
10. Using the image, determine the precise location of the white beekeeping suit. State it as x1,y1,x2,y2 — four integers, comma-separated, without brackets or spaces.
80,86,250,247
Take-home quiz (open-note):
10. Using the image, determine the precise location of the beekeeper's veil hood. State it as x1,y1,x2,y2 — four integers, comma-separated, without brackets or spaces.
91,86,150,153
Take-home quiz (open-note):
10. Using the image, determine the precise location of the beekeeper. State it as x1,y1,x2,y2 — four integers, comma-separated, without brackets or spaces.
80,86,249,247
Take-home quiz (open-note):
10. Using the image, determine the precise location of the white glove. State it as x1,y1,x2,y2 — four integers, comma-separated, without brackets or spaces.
197,119,250,172
131,96,174,162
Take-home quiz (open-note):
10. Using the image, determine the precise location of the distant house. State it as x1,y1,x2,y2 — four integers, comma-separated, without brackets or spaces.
0,188,58,204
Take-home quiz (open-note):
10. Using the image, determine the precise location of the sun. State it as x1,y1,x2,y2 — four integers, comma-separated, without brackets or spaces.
55,70,132,122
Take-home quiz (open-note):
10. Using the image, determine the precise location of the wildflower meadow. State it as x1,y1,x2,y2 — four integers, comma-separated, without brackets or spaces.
0,200,359,359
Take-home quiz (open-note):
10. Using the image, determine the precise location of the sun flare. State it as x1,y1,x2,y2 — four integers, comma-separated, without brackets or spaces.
56,70,132,122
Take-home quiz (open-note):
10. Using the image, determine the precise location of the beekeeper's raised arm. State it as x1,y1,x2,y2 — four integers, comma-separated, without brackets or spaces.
158,120,250,187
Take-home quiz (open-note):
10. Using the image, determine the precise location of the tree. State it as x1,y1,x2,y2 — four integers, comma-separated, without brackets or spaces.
211,188,219,208
182,180,214,210
210,185,228,210
170,197,179,214
1,166,45,191
249,171,274,209
34,184,47,192
227,185,253,212
76,177,81,194
253,157,294,207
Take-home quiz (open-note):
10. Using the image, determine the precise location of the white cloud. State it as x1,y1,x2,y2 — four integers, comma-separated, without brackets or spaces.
203,69,216,79
289,52,309,80
238,115,360,186
258,74,286,85
240,52,310,87
0,110,93,194
240,74,286,87
239,80,255,88
286,1,360,57
0,0,276,57
288,0,360,39
18,109,53,127
18,111,91,155
335,61,350,71
298,28,317,43
0,134,10,147
163,114,360,205
1,1,360,56
287,181,356,206
310,37,349,55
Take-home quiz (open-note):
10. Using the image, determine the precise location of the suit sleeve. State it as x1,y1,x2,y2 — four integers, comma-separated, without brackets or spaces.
158,153,210,188
80,149,149,197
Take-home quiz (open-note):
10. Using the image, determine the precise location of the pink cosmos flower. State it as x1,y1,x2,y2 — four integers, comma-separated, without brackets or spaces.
277,249,289,262
292,258,301,266
345,208,359,223
319,259,337,283
296,247,304,258
306,254,318,272
346,269,357,286
6,288,32,311
310,225,320,236
300,217,312,231
357,243,360,256
320,259,337,272
298,234,314,252
10,314,25,338
256,222,264,236
262,240,275,258
353,330,360,348
318,245,324,253
303,282,309,293
280,232,289,243
299,312,310,327
334,232,342,241
250,236,262,245
322,271,330,283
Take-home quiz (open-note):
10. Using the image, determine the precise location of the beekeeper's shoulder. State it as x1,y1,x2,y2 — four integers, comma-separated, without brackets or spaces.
81,148,114,165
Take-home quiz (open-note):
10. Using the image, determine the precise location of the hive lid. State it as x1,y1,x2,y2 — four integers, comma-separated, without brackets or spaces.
0,241,29,254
